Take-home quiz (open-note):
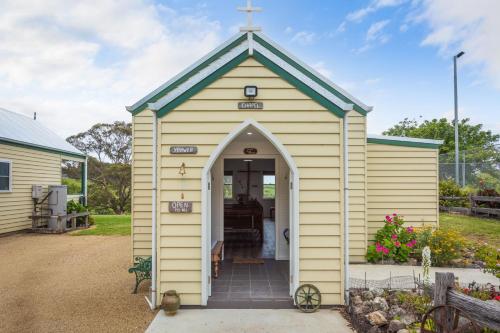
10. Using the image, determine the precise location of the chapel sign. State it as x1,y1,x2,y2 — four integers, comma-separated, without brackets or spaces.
238,102,263,110
168,201,193,213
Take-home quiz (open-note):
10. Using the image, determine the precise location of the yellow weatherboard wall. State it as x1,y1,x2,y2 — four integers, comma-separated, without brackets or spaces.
0,143,84,234
366,143,439,240
132,58,349,305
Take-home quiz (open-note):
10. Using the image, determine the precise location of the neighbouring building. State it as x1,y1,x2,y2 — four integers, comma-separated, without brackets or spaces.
127,31,442,307
0,108,87,234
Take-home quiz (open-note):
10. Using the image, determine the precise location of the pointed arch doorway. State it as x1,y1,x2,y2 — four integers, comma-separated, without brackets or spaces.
201,119,299,307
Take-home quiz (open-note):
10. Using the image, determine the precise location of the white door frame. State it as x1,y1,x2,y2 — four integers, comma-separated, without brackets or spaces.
201,118,300,305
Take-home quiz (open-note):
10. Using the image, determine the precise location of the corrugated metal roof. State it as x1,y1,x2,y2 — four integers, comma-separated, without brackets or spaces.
0,108,85,157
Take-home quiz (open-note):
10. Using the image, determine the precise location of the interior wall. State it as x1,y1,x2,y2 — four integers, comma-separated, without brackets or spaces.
224,158,275,218
211,158,223,245
276,155,290,260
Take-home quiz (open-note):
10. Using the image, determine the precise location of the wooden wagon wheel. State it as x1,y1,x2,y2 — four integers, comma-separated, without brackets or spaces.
421,305,480,333
294,284,321,313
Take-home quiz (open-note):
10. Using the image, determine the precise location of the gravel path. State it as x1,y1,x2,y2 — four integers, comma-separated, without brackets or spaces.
0,233,156,333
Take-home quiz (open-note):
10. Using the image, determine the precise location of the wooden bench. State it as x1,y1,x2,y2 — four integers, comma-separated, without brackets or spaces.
211,241,224,279
128,256,152,294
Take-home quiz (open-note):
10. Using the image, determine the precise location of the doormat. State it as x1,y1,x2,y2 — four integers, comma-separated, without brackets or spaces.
233,257,264,264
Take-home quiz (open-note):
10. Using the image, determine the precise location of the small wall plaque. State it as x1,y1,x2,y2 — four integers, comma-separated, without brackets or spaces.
238,101,263,110
244,148,258,154
170,146,198,154
168,201,193,213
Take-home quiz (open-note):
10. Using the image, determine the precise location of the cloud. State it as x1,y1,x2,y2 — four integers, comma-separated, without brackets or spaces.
291,31,317,45
366,20,391,41
311,62,333,79
284,26,293,34
0,0,223,137
418,0,500,90
346,0,406,22
354,20,391,54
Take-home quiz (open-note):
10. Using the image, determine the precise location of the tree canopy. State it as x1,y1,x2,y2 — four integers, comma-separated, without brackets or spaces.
383,118,499,157
67,122,132,214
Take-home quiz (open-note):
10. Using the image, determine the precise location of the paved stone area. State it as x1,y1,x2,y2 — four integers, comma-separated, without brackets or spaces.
146,309,353,333
351,264,500,285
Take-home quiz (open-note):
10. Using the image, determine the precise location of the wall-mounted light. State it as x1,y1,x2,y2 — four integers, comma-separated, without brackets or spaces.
244,85,258,98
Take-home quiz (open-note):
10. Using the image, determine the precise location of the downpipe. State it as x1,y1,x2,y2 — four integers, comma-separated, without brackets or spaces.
343,111,350,305
147,111,158,310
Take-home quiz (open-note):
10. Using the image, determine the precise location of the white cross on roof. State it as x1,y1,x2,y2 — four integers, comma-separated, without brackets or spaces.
238,0,262,32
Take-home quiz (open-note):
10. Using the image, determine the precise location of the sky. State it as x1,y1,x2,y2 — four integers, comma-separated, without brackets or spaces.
0,0,499,138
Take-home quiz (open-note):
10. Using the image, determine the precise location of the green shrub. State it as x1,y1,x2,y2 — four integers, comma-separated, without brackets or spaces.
439,179,467,207
67,200,94,226
426,229,465,266
396,291,432,318
366,214,417,263
474,244,500,278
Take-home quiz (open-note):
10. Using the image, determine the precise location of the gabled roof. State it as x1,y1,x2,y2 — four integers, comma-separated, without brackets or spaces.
367,134,443,149
127,32,372,118
0,108,85,158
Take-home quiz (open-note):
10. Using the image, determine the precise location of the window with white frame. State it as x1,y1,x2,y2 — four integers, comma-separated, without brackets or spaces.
0,160,12,192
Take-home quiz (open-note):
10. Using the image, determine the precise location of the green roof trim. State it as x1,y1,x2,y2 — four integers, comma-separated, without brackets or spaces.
156,51,250,117
0,138,86,159
253,34,368,116
130,34,247,115
253,51,345,118
367,137,442,149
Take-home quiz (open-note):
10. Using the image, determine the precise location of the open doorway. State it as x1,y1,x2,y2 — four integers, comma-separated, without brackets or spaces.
206,125,293,308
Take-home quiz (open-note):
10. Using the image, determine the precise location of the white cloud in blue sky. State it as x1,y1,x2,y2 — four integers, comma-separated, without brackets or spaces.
0,0,498,137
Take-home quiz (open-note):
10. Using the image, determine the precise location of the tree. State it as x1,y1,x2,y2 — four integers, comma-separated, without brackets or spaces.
67,122,132,214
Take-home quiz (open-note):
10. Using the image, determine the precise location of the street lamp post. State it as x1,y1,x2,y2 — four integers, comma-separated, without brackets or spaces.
453,51,465,184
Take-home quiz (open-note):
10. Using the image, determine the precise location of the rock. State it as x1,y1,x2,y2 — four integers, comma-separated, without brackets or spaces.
388,305,406,318
365,311,388,326
473,260,485,268
450,258,463,266
352,295,363,306
397,330,410,333
368,326,383,333
372,288,385,297
362,290,375,301
373,296,389,311
408,258,418,266
362,300,375,313
400,313,417,326
352,305,364,315
388,319,406,333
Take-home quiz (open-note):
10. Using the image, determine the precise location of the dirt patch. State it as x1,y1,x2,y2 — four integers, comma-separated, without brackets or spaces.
0,233,156,333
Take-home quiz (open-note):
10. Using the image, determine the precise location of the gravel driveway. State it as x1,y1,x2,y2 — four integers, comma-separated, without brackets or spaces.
0,233,156,333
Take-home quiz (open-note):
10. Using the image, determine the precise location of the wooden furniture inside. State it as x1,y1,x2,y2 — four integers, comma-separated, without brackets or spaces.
224,200,263,242
211,241,224,278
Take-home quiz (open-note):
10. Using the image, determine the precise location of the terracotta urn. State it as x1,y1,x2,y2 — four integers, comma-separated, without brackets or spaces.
161,290,180,315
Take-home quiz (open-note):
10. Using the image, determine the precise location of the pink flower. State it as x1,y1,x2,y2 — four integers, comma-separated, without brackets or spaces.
375,242,383,253
382,247,389,255
385,215,392,223
406,239,417,248
406,227,414,233
393,213,397,216
391,234,398,240
394,241,401,247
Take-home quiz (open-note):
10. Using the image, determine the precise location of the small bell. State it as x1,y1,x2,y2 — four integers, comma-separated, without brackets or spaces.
178,162,187,176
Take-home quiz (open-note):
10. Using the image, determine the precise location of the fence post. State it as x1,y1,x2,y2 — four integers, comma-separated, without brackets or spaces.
434,272,455,332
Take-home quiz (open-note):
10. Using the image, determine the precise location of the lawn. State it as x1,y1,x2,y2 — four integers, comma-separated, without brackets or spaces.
72,215,131,236
440,213,500,247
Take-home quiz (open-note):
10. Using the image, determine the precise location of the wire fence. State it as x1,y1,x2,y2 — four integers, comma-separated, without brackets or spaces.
439,144,500,190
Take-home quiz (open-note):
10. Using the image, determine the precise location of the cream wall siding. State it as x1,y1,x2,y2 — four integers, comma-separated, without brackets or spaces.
0,144,62,234
156,58,343,305
348,112,367,263
366,143,439,241
131,110,154,258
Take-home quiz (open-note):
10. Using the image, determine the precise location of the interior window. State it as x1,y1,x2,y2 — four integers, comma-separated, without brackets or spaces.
0,160,11,192
224,172,233,199
263,173,275,199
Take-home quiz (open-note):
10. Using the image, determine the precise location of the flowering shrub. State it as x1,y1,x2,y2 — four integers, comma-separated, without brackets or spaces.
427,229,464,266
366,213,417,263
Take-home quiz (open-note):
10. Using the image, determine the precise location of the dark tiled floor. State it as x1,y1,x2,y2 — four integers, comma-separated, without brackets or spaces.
208,260,292,308
223,218,277,259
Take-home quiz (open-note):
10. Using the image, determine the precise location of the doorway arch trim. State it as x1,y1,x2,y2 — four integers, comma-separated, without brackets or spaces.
200,118,300,305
